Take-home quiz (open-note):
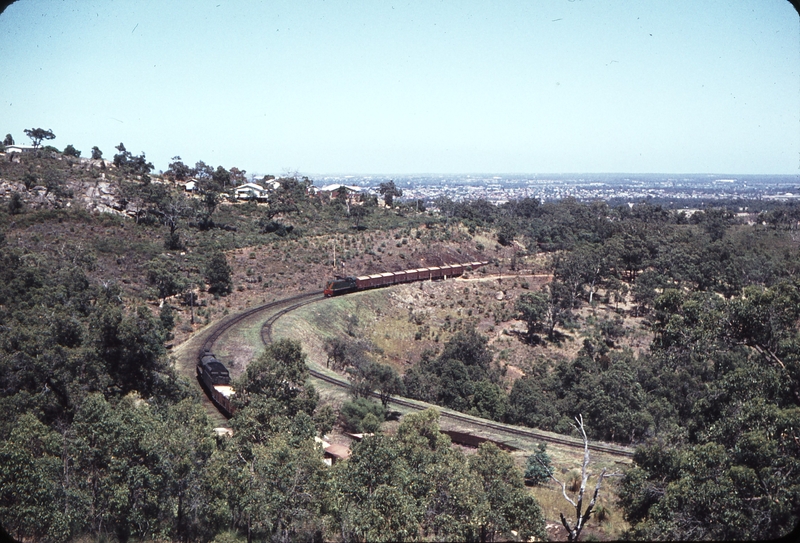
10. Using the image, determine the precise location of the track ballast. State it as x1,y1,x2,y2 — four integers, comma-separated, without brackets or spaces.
200,289,634,459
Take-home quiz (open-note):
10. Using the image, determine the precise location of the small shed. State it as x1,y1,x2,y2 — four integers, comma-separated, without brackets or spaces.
323,444,351,465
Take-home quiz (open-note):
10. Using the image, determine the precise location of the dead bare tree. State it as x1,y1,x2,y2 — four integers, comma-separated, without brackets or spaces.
541,414,622,542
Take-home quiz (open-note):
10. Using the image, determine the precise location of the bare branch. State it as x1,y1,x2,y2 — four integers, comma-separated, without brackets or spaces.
748,343,786,370
560,512,574,537
580,468,614,528
549,471,578,508
553,414,621,542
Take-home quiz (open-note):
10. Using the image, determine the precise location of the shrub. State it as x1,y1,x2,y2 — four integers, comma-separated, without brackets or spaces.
23,173,37,189
8,192,24,215
567,470,581,492
524,443,554,485
63,144,81,157
164,231,184,251
598,316,625,339
595,504,609,523
340,398,386,432
205,251,232,295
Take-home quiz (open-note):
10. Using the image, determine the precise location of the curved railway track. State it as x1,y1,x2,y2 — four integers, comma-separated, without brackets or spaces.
200,291,324,354
201,290,635,459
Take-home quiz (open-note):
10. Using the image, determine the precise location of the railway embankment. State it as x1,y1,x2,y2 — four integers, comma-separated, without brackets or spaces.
267,289,635,463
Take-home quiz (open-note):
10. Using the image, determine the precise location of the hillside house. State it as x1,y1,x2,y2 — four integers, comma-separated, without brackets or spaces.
235,182,269,201
315,436,351,466
263,179,281,191
322,444,351,465
316,184,364,204
3,145,35,154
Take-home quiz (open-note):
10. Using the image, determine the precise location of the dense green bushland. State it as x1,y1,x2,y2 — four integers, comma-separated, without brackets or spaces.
2,146,800,540
0,150,542,542
433,197,800,538
323,195,800,539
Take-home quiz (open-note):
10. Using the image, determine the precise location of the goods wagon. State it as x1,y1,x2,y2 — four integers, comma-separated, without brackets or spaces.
324,261,489,297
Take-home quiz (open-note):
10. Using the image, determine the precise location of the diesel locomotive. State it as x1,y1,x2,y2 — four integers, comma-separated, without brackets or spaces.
197,348,235,417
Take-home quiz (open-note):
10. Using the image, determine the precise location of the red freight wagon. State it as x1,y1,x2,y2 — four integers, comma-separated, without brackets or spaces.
380,272,396,286
356,274,379,289
324,261,490,296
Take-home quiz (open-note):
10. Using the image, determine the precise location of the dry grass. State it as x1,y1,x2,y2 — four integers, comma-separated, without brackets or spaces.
528,474,629,541
269,287,634,540
530,441,632,541
167,223,641,538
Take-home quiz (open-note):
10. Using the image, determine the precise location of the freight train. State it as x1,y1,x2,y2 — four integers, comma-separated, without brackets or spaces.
199,261,489,416
197,348,236,417
323,261,489,297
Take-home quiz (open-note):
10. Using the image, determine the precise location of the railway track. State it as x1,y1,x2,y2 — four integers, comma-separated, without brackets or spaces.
200,291,324,354
200,290,634,458
258,296,635,459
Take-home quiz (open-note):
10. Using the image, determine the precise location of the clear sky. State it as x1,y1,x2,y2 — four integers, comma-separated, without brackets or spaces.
1,0,798,176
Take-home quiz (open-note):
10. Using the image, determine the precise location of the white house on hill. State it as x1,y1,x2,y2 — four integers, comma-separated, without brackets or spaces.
261,179,281,191
3,145,36,154
235,183,269,200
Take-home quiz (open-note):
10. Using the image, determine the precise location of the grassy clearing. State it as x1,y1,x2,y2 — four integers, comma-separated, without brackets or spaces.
209,307,274,379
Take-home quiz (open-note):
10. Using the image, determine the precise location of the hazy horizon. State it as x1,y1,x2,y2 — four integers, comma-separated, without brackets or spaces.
303,172,800,178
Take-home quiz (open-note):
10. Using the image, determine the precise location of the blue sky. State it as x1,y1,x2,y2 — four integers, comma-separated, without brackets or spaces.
1,0,798,176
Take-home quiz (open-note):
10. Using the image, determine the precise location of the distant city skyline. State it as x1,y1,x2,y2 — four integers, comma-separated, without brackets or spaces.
1,0,798,175
310,172,800,207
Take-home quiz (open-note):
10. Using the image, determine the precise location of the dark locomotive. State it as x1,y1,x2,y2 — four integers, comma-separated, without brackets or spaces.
324,260,489,297
197,348,235,417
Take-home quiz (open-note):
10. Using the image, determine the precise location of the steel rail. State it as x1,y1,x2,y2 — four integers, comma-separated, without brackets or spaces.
197,287,634,458
200,291,323,354
259,294,635,459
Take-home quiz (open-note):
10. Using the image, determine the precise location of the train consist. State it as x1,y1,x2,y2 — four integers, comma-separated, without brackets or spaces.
323,260,489,297
197,348,236,417
198,261,488,416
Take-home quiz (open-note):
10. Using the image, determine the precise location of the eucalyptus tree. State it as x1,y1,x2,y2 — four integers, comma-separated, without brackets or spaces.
469,442,546,542
378,180,403,208
24,127,55,149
